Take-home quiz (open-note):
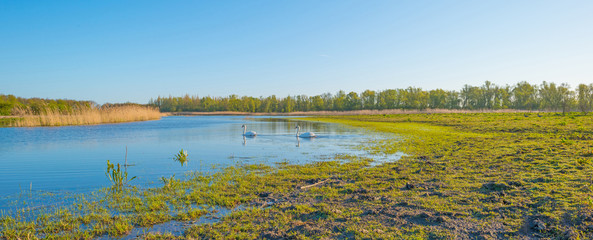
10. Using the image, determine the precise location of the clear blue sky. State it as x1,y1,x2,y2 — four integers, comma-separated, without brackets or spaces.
1,1,592,104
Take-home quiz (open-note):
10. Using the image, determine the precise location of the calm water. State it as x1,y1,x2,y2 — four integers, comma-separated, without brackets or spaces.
0,116,386,203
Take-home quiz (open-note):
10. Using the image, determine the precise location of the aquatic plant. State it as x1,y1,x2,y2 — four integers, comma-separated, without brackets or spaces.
174,149,188,166
160,175,179,190
105,160,136,192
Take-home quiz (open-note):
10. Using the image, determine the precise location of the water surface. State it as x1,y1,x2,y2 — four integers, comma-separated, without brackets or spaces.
0,116,390,208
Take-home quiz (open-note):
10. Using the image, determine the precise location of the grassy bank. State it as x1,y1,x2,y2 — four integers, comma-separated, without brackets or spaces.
4,105,162,127
2,113,592,239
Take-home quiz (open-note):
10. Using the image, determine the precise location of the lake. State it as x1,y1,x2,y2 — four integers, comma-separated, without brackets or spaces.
0,116,393,211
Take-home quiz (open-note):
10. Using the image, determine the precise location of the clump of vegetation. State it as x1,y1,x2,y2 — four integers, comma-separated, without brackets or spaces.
105,160,136,192
160,175,179,190
174,149,188,166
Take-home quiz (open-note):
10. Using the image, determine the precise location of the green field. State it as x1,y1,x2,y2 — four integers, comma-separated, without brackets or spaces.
2,113,592,239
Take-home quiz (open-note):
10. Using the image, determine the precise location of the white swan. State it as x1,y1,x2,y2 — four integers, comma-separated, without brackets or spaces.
295,125,316,138
242,125,257,137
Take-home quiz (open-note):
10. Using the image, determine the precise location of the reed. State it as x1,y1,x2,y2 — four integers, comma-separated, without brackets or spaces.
8,105,161,127
105,160,136,192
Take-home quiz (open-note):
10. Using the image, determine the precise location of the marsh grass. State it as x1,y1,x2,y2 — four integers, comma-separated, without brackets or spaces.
105,160,136,193
7,105,161,127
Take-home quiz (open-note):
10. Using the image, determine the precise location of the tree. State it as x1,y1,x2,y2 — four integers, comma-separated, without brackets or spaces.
361,90,376,110
345,92,361,110
512,82,538,110
280,96,294,113
311,96,324,111
445,90,461,109
539,82,562,111
557,83,575,115
577,84,593,113
461,85,484,109
333,91,346,111
404,87,428,110
481,81,495,109
428,89,447,109
493,85,511,110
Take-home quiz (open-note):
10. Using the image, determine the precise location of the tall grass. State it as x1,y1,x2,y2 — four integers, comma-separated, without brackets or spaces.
105,160,136,192
9,105,162,127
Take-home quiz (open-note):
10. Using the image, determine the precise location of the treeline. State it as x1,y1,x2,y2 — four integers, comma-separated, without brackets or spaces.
149,81,593,114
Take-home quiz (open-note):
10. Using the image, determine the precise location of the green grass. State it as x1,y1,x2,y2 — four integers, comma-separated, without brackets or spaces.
105,160,137,193
2,112,593,239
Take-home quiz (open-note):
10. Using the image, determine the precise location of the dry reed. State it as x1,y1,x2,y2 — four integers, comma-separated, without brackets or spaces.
10,105,162,127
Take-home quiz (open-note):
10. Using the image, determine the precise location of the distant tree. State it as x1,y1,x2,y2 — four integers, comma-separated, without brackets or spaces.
346,92,361,110
310,95,324,111
377,89,398,110
481,81,496,109
577,84,593,113
460,85,471,109
144,81,591,113
280,96,294,113
0,102,12,115
511,82,538,110
461,85,484,109
428,89,447,109
557,83,575,115
333,91,346,111
361,90,376,110
404,87,428,110
295,95,310,112
321,93,333,110
539,82,562,111
446,90,461,109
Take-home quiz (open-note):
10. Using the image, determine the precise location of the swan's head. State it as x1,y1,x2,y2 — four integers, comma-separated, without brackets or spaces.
241,124,246,128
295,125,300,129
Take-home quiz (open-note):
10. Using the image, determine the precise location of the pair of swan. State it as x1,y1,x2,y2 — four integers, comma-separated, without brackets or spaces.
241,124,316,138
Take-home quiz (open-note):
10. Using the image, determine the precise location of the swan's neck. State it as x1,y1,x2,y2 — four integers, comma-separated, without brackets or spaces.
296,126,300,136
243,126,246,134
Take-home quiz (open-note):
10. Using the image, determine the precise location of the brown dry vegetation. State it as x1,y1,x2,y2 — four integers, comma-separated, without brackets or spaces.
7,105,162,127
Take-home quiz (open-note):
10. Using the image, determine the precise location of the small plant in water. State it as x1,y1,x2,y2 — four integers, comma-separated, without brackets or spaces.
174,149,188,166
105,160,136,192
161,174,179,189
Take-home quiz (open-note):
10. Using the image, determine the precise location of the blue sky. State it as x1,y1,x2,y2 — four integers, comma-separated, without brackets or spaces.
1,1,592,104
